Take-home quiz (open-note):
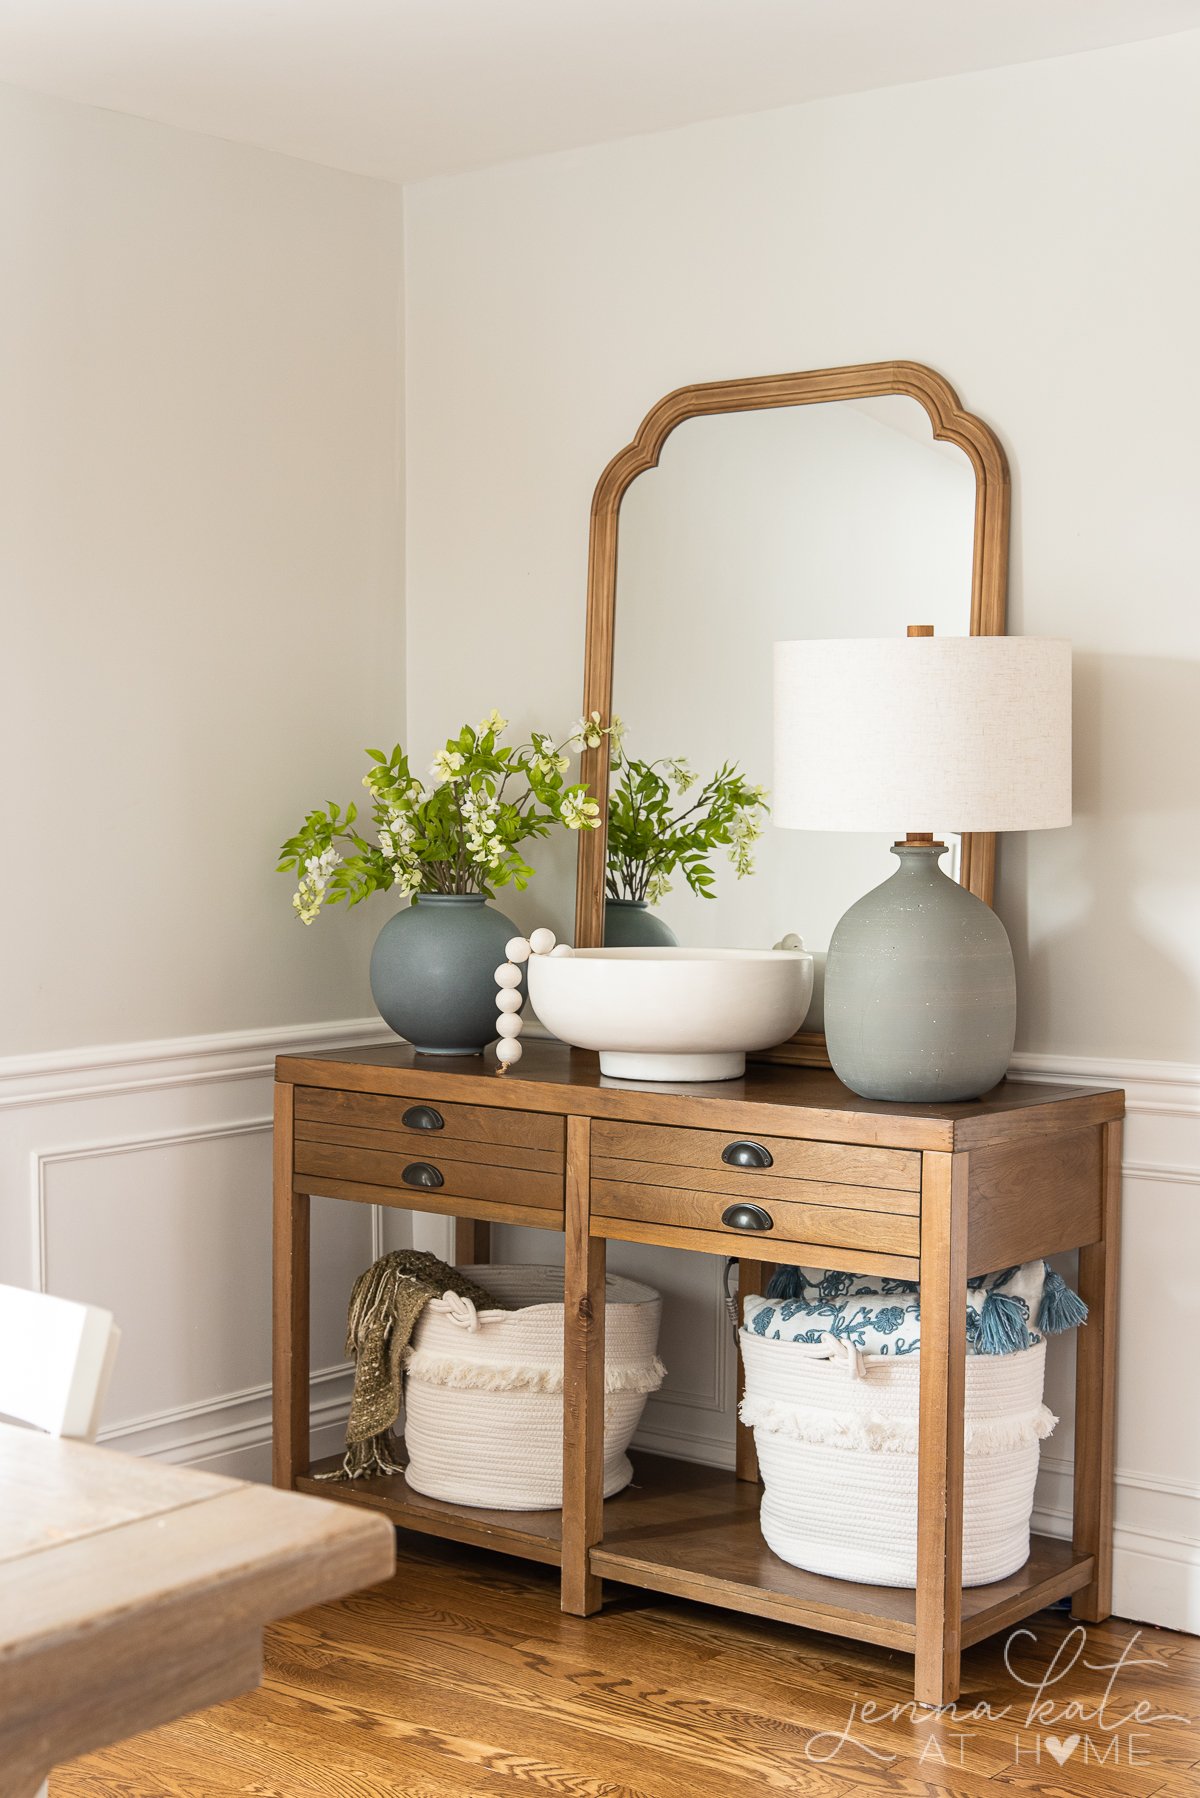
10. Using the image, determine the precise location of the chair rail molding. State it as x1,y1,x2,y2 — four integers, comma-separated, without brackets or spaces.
0,1017,391,1109
1008,1050,1200,1117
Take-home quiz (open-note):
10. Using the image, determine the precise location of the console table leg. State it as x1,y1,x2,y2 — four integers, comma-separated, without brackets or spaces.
455,1218,491,1265
1072,1117,1122,1622
735,1259,767,1482
915,1150,968,1707
562,1115,605,1615
272,1081,310,1490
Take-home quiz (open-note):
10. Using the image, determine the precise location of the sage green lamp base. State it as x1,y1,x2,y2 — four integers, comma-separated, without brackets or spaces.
824,843,1016,1104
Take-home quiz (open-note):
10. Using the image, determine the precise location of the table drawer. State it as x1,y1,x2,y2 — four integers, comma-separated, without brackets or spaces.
591,1120,920,1210
293,1135,564,1223
592,1178,919,1259
295,1086,563,1162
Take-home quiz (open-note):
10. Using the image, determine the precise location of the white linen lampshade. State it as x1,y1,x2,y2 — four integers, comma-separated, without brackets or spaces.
772,634,1072,1103
773,636,1072,834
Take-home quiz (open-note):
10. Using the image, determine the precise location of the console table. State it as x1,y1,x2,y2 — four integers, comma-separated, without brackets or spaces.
272,1039,1122,1707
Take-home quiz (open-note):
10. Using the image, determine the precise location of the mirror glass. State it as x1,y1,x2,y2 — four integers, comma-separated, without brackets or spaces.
608,395,976,1007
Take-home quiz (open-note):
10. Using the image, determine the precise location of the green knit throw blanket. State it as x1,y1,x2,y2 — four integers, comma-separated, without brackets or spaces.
317,1250,509,1481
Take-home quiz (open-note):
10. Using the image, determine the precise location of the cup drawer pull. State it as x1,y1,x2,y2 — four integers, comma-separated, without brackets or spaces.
402,1162,445,1189
402,1105,444,1132
721,1139,773,1170
721,1202,774,1233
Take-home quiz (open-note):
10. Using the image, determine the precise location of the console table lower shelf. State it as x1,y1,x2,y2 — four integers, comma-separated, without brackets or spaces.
274,1041,1122,1708
298,1446,1095,1657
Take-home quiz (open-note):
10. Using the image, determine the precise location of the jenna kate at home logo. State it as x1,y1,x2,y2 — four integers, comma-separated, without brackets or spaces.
805,1625,1190,1770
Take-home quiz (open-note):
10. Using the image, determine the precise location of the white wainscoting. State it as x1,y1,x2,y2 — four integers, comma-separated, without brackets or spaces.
1009,1053,1200,1633
0,1018,395,1481
3,1026,1196,1632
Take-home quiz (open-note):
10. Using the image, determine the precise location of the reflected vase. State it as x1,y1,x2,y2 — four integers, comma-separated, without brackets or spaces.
604,899,679,949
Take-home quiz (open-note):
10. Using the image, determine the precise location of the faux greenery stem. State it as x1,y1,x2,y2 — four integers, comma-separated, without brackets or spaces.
278,711,602,923
605,745,769,907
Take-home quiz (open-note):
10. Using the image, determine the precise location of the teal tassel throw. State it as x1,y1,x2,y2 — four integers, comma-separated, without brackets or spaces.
977,1289,1031,1356
766,1265,807,1300
1039,1264,1088,1335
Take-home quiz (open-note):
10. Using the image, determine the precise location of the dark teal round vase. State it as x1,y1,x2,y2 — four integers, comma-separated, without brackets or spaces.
369,894,524,1055
604,899,679,948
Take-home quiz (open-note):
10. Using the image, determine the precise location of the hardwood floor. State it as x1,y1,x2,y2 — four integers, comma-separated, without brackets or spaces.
52,1532,1199,1797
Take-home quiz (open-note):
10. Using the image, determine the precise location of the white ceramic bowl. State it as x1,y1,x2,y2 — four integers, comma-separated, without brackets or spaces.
527,947,814,1082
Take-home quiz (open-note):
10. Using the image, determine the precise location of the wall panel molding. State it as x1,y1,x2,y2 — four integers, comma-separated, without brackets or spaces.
32,1119,271,1290
5,1017,388,1484
97,1360,353,1461
651,1254,734,1414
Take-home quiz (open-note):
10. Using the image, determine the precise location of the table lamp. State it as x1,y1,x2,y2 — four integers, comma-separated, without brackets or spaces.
772,629,1071,1102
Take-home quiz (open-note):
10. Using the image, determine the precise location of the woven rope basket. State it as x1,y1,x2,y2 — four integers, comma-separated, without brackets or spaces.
739,1330,1056,1587
403,1264,664,1511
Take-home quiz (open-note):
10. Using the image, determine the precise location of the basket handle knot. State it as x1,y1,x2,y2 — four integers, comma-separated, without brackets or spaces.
439,1290,481,1331
806,1338,868,1379
744,1329,870,1378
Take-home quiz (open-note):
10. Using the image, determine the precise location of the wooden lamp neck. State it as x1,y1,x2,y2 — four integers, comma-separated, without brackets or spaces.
901,627,945,848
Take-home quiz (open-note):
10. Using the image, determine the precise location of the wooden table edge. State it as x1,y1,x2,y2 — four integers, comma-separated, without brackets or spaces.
274,1054,1125,1155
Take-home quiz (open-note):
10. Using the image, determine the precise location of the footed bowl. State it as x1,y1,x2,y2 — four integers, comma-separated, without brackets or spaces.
527,947,813,1082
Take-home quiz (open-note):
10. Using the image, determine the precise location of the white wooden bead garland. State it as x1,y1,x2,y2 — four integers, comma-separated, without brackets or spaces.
494,930,573,1072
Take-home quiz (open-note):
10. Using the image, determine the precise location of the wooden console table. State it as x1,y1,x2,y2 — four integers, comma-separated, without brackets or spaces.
273,1039,1122,1707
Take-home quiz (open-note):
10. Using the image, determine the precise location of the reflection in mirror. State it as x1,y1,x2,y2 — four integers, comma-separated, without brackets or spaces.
609,395,974,1009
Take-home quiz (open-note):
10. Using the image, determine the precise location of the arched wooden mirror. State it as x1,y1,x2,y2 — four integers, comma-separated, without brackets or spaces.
572,361,1010,1065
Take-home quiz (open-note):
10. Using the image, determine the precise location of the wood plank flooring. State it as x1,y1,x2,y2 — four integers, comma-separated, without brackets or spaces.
52,1532,1199,1798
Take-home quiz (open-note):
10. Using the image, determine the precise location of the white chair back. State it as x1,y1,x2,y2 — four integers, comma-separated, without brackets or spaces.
0,1283,120,1442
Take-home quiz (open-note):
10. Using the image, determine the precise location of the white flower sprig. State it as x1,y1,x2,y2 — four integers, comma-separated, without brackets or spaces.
572,710,608,750
292,847,342,924
430,749,465,784
560,791,601,830
277,712,603,923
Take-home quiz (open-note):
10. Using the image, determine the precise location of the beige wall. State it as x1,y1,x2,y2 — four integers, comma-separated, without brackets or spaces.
2,82,405,1055
1,83,405,1484
404,32,1200,1062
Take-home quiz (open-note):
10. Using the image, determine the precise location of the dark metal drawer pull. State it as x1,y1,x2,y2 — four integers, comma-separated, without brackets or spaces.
402,1162,444,1189
721,1202,774,1233
402,1105,444,1131
721,1139,773,1170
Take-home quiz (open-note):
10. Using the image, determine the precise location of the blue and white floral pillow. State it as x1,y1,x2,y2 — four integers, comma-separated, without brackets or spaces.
743,1259,1085,1357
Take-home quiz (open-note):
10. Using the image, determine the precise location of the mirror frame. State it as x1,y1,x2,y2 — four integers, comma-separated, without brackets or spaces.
573,360,1010,1066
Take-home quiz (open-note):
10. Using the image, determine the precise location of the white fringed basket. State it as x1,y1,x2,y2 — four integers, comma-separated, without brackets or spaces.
739,1330,1056,1587
403,1265,664,1511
